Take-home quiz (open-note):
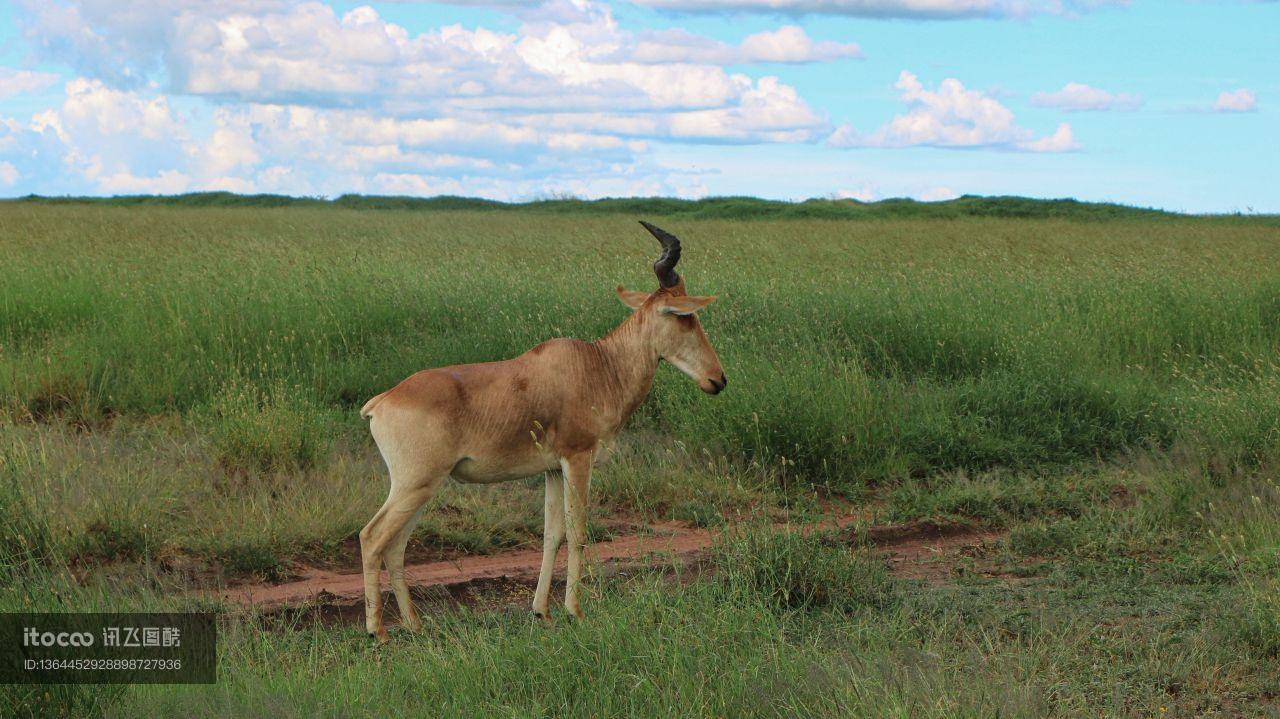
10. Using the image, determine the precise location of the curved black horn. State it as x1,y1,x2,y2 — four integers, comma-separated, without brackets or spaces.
640,220,681,288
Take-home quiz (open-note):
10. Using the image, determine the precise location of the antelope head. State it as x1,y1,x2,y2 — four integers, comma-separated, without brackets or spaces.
616,221,727,395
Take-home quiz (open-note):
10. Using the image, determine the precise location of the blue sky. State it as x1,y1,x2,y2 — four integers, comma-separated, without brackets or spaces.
0,0,1274,211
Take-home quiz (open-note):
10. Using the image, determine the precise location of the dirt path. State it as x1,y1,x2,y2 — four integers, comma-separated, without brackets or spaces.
215,516,1003,611
216,521,713,609
866,520,1006,581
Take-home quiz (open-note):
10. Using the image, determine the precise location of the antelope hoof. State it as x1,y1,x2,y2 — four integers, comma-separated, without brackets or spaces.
532,609,553,625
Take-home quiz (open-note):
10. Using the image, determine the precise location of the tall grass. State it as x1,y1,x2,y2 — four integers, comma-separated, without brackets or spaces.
5,205,1278,487
107,477,1280,718
5,202,1280,717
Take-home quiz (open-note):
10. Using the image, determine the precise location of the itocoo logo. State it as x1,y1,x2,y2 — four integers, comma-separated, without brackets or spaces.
23,627,95,647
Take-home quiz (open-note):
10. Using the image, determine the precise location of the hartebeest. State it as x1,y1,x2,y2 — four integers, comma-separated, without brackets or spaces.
358,222,725,640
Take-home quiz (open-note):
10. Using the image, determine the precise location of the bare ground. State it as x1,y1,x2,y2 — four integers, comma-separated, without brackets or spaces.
213,516,1006,625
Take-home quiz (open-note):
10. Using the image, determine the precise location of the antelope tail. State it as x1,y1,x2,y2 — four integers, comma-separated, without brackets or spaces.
360,392,388,419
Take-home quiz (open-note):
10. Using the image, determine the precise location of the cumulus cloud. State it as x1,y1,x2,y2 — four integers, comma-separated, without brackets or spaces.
19,0,849,116
0,161,18,186
1030,82,1141,111
666,76,827,141
3,0,856,197
1214,88,1257,113
3,79,193,194
0,76,723,198
738,26,862,62
627,26,861,64
830,71,1080,152
834,184,876,201
916,185,959,201
91,169,192,194
627,0,1129,18
834,182,956,202
56,78,184,141
16,0,296,88
5,0,1098,200
0,68,61,99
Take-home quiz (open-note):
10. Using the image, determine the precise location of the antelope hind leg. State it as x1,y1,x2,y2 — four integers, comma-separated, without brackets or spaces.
532,471,566,622
360,476,444,642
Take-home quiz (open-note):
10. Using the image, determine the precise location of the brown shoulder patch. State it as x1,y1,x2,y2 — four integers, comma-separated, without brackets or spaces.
448,375,470,404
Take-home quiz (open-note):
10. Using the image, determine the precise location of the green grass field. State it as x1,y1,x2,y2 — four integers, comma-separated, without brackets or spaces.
3,198,1279,716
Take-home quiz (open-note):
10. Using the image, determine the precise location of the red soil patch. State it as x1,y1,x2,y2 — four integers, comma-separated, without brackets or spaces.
215,521,712,609
854,520,1005,582
213,515,1003,613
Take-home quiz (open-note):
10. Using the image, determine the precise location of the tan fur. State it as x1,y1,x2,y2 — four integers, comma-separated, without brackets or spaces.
359,392,387,419
359,279,725,640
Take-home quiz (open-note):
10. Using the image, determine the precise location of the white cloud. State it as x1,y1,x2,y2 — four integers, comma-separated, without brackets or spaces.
1017,123,1078,152
1030,82,1141,111
0,68,61,99
830,71,1081,152
917,185,958,201
493,73,829,145
0,161,18,186
627,0,1129,18
12,0,838,152
1,79,195,194
371,172,467,196
833,182,957,202
738,26,861,62
92,169,191,194
665,76,828,141
200,111,260,177
1214,88,1257,113
627,26,861,64
58,78,183,141
834,184,876,201
5,0,1103,200
16,0,296,88
254,165,312,194
0,77,708,198
19,1,844,119
3,0,849,198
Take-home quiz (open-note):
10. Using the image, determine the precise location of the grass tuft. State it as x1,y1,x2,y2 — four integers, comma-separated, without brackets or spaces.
714,526,896,612
198,379,335,474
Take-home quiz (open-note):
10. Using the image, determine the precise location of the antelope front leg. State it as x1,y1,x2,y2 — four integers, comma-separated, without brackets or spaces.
532,472,566,622
560,453,592,619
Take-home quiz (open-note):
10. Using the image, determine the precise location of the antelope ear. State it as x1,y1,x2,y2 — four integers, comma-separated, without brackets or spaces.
615,285,651,310
659,295,716,316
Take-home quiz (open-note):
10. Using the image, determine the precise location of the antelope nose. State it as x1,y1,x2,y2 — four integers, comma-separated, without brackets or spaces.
710,373,727,394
